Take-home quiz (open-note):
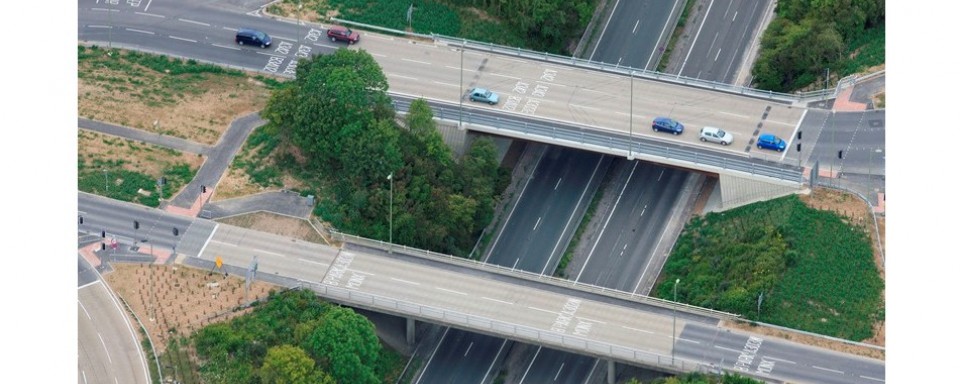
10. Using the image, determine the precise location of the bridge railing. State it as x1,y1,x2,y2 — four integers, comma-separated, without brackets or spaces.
388,96,805,184
291,279,763,379
330,230,740,322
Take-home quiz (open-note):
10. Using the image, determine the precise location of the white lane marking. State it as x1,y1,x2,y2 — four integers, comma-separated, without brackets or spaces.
402,58,431,65
144,0,154,12
554,362,565,381
81,370,87,384
541,154,604,276
489,72,521,80
390,277,421,286
134,12,163,18
386,73,418,81
859,375,884,382
622,326,653,334
575,316,607,324
88,25,113,29
480,340,509,383
632,19,640,34
512,258,520,270
178,18,210,26
126,28,155,35
575,160,638,282
79,279,102,289
256,51,286,58
445,66,477,73
533,217,542,231
518,346,542,384
432,81,459,88
297,258,326,265
488,148,544,256
169,36,197,43
589,0,622,60
732,11,738,22
678,338,701,344
762,356,796,364
212,44,241,51
312,43,338,49
715,345,741,353
436,287,467,296
222,26,238,32
569,104,600,111
416,328,449,384
714,48,722,61
79,300,92,320
526,306,557,315
554,178,562,190
678,0,716,76
464,342,473,356
481,297,512,305
644,0,684,70
369,52,387,58
813,366,845,374
97,333,112,363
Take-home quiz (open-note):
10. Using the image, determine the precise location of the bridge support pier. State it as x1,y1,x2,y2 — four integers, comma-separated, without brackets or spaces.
607,360,615,384
406,317,416,345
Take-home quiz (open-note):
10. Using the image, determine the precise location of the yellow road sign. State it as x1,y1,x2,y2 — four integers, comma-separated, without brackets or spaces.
215,256,223,269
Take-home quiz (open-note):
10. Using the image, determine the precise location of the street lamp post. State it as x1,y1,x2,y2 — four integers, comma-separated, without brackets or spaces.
387,173,393,253
103,169,109,195
628,70,634,160
297,2,302,48
672,278,680,366
459,39,465,129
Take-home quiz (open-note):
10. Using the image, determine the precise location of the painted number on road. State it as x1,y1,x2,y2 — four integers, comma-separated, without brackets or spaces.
305,28,324,42
734,336,763,372
550,298,582,334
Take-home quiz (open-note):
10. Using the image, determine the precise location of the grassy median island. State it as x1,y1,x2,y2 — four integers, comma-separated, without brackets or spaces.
656,194,883,341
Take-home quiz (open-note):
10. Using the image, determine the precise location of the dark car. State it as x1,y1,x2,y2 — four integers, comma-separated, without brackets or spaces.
327,25,360,44
652,117,684,135
235,28,272,48
756,133,787,152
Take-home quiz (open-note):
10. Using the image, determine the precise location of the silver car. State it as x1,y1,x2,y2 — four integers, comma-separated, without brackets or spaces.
699,126,733,146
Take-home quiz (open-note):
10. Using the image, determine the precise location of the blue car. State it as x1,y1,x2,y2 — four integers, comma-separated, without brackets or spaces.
469,88,499,105
652,117,684,135
756,133,786,152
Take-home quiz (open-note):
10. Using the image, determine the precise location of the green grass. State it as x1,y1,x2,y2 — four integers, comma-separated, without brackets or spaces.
657,0,696,72
555,171,606,278
231,123,285,189
79,45,245,107
655,195,883,341
159,336,201,384
840,24,885,76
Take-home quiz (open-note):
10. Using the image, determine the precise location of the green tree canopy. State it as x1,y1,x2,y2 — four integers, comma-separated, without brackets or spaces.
303,307,381,384
260,344,334,384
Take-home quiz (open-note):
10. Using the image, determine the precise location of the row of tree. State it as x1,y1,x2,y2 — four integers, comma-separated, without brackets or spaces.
751,0,884,92
193,289,386,384
262,49,507,256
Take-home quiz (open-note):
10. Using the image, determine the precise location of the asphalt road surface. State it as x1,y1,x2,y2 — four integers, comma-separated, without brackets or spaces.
587,0,684,70
677,0,772,84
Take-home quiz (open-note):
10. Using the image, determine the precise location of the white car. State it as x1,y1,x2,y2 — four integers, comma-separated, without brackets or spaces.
699,126,733,146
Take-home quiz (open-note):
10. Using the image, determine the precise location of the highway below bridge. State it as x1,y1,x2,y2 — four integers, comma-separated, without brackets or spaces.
80,193,885,384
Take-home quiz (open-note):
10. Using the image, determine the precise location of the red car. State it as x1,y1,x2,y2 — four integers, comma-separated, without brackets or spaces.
327,25,360,44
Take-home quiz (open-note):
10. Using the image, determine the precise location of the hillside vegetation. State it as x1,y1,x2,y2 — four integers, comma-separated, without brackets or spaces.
656,195,883,341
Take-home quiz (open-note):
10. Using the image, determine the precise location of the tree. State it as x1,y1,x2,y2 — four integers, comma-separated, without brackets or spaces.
263,48,395,170
303,307,381,384
259,344,327,384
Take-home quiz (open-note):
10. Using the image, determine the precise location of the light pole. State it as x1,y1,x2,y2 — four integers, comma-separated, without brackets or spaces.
672,278,680,366
387,173,393,253
628,70,634,160
103,168,109,195
297,2,302,48
459,39,465,129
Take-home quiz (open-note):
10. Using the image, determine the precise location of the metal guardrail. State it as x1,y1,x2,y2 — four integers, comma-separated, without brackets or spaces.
434,35,809,104
330,230,740,322
388,96,805,184
292,278,728,376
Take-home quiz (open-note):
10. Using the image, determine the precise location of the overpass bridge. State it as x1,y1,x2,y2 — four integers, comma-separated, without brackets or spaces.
177,218,883,384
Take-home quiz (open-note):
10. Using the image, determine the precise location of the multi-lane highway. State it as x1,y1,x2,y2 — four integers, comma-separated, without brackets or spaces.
78,0,806,165
76,1,885,383
79,192,886,384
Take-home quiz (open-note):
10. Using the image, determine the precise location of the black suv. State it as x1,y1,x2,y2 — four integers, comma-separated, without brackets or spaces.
235,28,272,48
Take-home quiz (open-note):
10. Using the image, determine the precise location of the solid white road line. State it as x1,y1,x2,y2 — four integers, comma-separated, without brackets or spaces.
436,287,467,296
178,18,210,27
169,36,197,43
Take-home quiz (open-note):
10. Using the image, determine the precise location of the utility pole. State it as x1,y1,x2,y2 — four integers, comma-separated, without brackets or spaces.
387,173,394,253
629,70,634,160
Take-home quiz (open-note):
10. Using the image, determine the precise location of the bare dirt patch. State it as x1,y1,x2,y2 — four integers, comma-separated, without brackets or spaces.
267,0,330,22
78,49,271,146
217,212,327,244
104,263,277,355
